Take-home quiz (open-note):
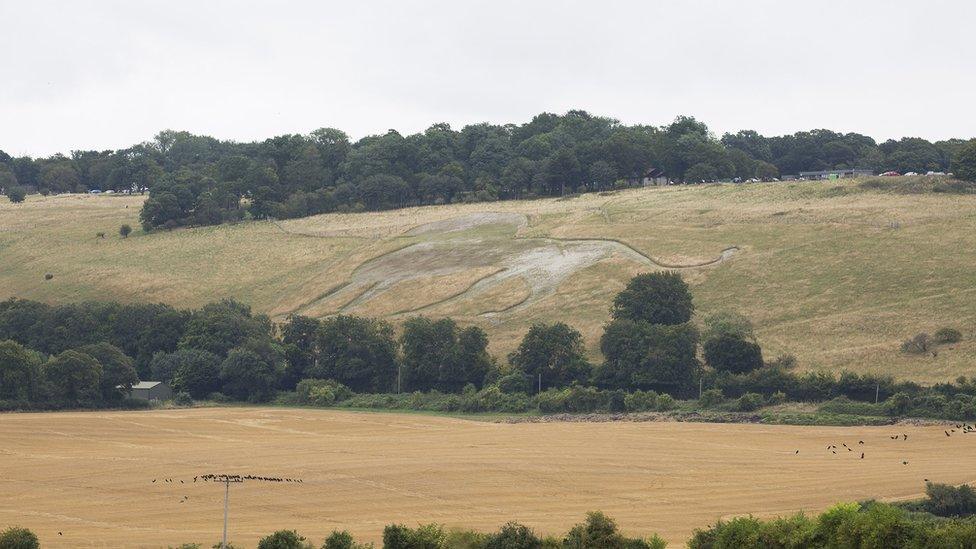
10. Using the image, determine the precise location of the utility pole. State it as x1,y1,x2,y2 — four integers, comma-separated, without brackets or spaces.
875,383,880,404
220,476,242,549
190,473,300,549
538,372,542,394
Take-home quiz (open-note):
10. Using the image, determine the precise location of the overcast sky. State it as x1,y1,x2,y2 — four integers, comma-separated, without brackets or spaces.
1,0,973,156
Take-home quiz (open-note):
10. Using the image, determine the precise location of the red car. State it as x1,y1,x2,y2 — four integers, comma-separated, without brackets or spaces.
880,171,901,176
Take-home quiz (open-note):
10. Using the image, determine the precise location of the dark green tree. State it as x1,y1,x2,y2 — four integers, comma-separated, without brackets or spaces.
955,140,976,182
256,530,310,549
179,300,271,357
611,272,694,326
312,316,397,393
0,340,40,401
508,323,590,391
703,334,764,374
169,349,222,398
76,342,139,401
485,522,541,549
219,348,278,402
598,319,699,393
43,350,103,404
6,186,26,203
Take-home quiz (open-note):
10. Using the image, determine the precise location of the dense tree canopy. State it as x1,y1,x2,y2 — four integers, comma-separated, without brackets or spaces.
956,140,976,182
3,113,968,231
598,319,699,393
400,317,492,393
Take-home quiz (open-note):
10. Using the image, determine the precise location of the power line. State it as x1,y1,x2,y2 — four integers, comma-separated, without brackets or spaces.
154,473,304,549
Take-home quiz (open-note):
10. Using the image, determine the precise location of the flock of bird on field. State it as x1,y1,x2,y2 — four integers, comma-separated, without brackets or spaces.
793,423,975,472
147,473,304,507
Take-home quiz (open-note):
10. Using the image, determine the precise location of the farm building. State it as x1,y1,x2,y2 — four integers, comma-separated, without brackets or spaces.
630,168,669,186
122,381,173,401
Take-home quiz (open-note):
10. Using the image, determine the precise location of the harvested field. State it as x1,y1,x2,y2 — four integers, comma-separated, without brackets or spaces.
2,407,975,548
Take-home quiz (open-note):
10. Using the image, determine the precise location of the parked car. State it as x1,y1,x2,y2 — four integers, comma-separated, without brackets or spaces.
88,189,102,194
904,171,918,176
880,171,900,176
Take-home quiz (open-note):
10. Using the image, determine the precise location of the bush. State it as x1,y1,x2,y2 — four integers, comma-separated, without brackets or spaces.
901,333,931,354
704,334,763,374
295,378,354,405
256,529,312,549
655,394,676,411
733,392,765,412
497,372,532,394
485,522,541,549
206,392,232,403
921,482,976,517
173,392,193,406
382,523,444,549
818,396,885,416
322,530,372,549
699,388,725,408
5,186,27,203
935,327,962,344
119,224,132,238
0,526,39,549
624,390,659,412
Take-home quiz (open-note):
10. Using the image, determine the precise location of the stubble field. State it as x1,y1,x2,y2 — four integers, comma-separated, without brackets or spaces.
1,407,975,547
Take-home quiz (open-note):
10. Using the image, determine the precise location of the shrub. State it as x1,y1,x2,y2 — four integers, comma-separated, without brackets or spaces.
256,529,312,549
901,333,931,354
922,482,976,517
624,390,659,412
655,394,676,411
322,530,372,549
818,396,885,416
206,392,232,403
485,522,541,549
935,327,962,344
6,186,27,203
497,372,532,394
382,523,444,549
173,392,193,406
0,526,39,549
699,388,725,408
704,334,763,374
119,224,132,238
733,392,765,412
295,379,354,405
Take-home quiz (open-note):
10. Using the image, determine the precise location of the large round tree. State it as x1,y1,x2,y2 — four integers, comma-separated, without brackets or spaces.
611,271,694,326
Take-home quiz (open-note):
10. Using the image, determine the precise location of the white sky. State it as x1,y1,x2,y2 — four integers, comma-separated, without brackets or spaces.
1,0,974,156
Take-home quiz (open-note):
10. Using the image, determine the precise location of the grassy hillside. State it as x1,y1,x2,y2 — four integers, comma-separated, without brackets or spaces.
2,178,974,382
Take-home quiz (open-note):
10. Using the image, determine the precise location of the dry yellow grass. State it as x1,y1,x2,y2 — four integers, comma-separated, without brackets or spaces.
2,180,975,381
1,407,974,548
